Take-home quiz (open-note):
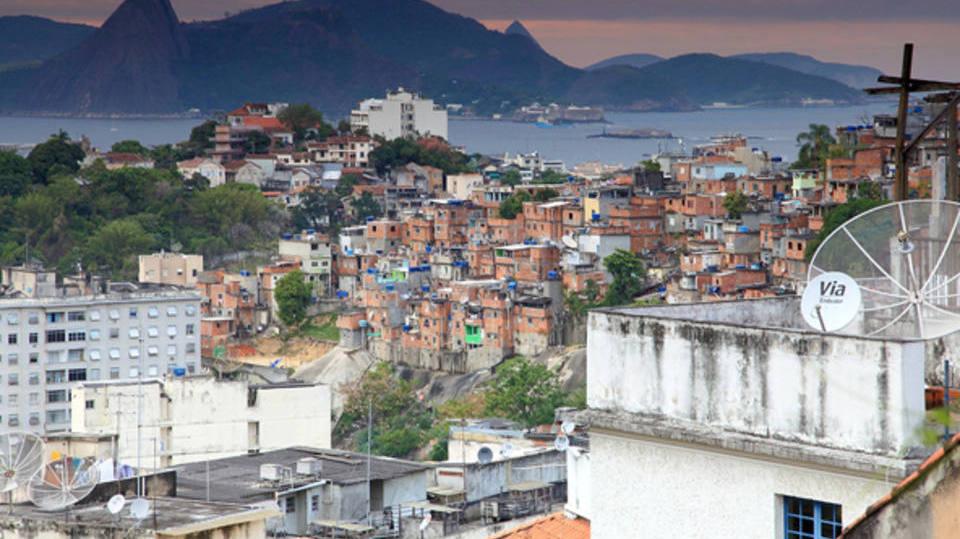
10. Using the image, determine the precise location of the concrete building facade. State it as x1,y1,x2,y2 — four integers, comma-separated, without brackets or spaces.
350,88,448,141
138,252,204,287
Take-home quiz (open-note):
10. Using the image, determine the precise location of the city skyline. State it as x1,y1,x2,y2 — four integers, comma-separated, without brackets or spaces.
1,0,956,78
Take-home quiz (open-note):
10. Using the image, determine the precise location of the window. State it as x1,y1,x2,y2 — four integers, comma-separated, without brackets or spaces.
6,313,18,325
167,326,177,337
28,373,38,386
129,328,140,339
110,328,119,339
46,312,64,324
147,326,159,338
186,324,195,336
285,498,295,514
167,345,177,357
45,410,67,424
46,330,66,343
147,365,158,376
45,370,64,384
7,374,18,386
129,348,140,359
68,331,85,342
783,496,842,539
47,390,67,403
67,311,85,322
148,307,160,318
27,313,38,325
88,310,101,321
89,329,100,341
85,400,95,410
68,369,86,382
67,349,84,362
166,306,178,317
186,343,196,354
7,354,16,366
185,305,197,316
147,346,159,357
109,309,120,321
129,367,139,378
109,368,120,380
109,348,121,360
28,393,38,405
28,353,38,364
129,308,138,319
28,333,37,344
7,334,16,345
89,368,100,380
311,495,319,512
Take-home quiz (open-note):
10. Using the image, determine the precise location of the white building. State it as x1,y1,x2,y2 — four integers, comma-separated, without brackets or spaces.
0,267,201,434
177,158,226,187
584,297,929,538
350,88,448,141
70,377,331,469
279,232,334,296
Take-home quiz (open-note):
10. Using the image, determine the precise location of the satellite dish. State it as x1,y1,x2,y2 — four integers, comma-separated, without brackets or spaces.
107,494,126,515
0,433,45,493
500,443,514,458
130,497,150,520
561,421,576,435
554,435,570,452
801,272,862,332
561,235,578,250
808,200,960,339
477,446,493,465
28,456,100,510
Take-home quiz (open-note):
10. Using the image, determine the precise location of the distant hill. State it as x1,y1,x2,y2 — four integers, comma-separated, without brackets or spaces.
587,53,664,71
732,52,882,89
505,20,538,43
632,54,864,107
0,16,93,67
0,0,866,115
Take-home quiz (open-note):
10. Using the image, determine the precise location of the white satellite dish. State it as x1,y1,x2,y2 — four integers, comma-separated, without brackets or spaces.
107,494,125,515
561,235,578,250
808,200,960,339
554,435,570,452
28,456,100,510
500,443,514,458
476,446,493,465
560,421,576,435
419,513,433,531
801,272,862,332
0,433,45,493
130,497,150,520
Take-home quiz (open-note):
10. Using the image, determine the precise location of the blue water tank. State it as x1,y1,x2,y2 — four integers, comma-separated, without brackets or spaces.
358,320,369,328
421,285,430,292
403,324,411,332
337,290,348,299
239,270,250,277
172,367,186,377
306,228,316,234
738,225,750,233
426,245,433,253
366,216,375,222
385,283,395,291
282,233,293,240
508,281,517,290
735,264,746,270
547,271,559,280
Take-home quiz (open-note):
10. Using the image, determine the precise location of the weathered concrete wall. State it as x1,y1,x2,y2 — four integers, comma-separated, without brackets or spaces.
385,470,430,508
590,431,895,539
587,304,926,456
436,450,566,502
845,443,960,539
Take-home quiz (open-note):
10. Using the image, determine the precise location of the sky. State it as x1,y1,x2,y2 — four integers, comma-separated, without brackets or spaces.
1,0,956,78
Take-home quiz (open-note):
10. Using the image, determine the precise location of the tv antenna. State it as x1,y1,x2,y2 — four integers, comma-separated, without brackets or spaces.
0,433,45,493
107,494,125,515
807,200,960,339
28,454,100,510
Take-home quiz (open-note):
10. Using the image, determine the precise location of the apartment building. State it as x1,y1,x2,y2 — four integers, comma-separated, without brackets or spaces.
0,267,201,434
350,88,448,141
279,231,334,295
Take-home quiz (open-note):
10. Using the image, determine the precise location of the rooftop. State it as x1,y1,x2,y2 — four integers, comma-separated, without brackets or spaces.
0,497,275,536
173,447,431,503
489,512,590,539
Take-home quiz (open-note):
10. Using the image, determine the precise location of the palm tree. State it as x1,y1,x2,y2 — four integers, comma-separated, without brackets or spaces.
795,124,837,171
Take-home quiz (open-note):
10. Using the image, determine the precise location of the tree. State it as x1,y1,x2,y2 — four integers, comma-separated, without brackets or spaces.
501,169,522,187
83,219,155,279
336,119,353,135
794,124,838,171
498,191,530,219
723,190,749,219
110,140,149,155
352,192,382,222
856,181,884,201
278,104,327,143
804,198,887,261
27,132,85,183
533,188,559,202
602,249,646,306
293,187,341,231
0,151,33,197
534,169,568,185
275,270,312,327
187,121,217,154
243,131,272,155
485,356,566,428
335,174,359,199
641,159,661,172
368,137,470,175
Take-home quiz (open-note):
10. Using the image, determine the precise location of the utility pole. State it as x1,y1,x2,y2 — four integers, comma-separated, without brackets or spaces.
893,43,914,201
366,398,372,526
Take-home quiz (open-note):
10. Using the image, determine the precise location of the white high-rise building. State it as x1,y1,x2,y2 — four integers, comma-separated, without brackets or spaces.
0,267,201,434
350,88,448,141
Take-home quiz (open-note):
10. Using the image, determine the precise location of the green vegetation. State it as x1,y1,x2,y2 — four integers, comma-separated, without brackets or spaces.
602,249,647,307
534,169,568,185
337,362,434,458
278,103,334,144
110,140,150,155
500,169,522,187
640,159,661,172
0,133,285,279
352,192,383,222
792,123,854,173
723,190,749,219
368,137,470,175
532,188,559,202
498,190,531,219
485,356,566,428
275,270,312,327
298,314,340,341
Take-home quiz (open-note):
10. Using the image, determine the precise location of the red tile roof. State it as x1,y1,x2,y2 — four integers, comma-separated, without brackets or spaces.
840,432,960,537
489,513,590,539
241,116,286,131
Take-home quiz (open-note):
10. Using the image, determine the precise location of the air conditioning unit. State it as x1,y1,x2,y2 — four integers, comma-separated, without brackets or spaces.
260,463,285,481
296,457,323,476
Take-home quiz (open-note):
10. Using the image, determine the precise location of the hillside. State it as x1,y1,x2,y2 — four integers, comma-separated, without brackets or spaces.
587,53,664,71
0,16,94,68
633,53,864,106
732,52,882,89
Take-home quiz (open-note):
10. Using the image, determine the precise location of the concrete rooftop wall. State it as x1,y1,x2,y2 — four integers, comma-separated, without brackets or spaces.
587,299,927,456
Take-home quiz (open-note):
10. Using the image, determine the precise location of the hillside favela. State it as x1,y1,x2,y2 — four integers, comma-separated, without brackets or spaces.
0,0,959,537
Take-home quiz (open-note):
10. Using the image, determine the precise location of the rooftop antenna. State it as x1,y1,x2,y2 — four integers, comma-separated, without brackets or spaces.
807,200,960,339
0,432,45,511
476,447,493,465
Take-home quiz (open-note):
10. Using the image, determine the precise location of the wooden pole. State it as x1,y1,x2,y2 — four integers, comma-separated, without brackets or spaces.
894,43,914,200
